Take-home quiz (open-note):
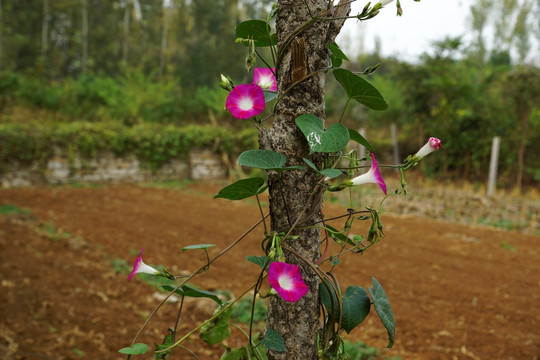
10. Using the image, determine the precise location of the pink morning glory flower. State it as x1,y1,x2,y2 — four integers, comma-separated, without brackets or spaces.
348,153,387,195
414,137,442,160
268,261,309,303
128,248,160,280
225,84,265,119
253,68,277,91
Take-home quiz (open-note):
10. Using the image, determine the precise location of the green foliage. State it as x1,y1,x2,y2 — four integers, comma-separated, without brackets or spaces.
110,258,131,275
182,244,216,251
236,20,277,47
215,178,267,200
238,150,305,172
0,204,31,216
162,284,222,305
369,278,395,348
118,343,149,355
200,302,233,345
319,282,371,334
295,114,350,153
327,43,350,68
0,122,257,173
303,158,342,179
342,340,379,360
260,328,286,353
231,296,268,324
333,69,388,111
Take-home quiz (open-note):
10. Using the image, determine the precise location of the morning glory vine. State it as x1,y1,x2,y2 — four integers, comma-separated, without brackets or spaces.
120,1,439,359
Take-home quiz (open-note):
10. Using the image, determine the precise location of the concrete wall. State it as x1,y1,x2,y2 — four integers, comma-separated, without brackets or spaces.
0,148,226,187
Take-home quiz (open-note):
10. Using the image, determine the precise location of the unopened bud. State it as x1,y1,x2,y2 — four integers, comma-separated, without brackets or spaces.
219,74,234,92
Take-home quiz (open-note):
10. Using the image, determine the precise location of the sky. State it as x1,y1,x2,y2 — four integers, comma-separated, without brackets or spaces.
338,0,473,61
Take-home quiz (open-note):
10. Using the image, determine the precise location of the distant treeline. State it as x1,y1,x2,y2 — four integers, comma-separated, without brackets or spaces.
0,0,539,189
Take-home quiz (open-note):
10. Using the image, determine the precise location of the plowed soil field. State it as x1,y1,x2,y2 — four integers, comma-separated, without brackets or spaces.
1,184,539,360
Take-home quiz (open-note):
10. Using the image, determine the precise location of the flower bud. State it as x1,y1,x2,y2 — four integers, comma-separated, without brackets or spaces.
219,74,234,92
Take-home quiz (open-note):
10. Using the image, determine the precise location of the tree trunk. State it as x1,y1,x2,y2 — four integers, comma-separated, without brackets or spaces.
515,107,530,191
159,1,169,79
260,1,349,359
81,0,88,73
122,1,130,65
41,0,49,58
0,0,3,68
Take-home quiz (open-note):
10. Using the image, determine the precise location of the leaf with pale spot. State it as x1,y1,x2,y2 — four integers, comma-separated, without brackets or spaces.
295,114,350,153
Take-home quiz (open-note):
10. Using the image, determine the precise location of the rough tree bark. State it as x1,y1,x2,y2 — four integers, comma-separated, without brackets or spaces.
259,1,350,359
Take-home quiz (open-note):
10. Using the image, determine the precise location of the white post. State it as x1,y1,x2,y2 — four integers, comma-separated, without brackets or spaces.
487,136,500,196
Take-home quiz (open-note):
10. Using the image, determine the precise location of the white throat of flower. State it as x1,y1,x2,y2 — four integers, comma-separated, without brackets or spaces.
239,97,254,110
278,275,293,290
258,76,273,89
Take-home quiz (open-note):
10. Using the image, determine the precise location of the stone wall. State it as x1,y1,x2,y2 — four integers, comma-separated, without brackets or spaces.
0,148,227,187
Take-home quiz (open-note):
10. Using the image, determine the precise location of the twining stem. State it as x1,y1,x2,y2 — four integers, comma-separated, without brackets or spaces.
338,97,351,124
126,214,269,359
156,280,263,354
277,172,293,228
255,48,274,71
255,193,268,235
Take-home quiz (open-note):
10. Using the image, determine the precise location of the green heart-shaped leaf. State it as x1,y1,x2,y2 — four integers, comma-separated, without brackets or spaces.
260,328,286,353
333,69,388,111
238,150,304,171
214,177,266,200
162,284,222,305
238,150,285,169
236,20,277,47
295,114,350,153
348,129,375,153
319,282,371,333
369,278,395,348
319,279,340,320
200,303,233,345
246,255,271,271
327,42,349,68
182,244,216,251
264,91,277,103
341,286,371,334
303,158,342,179
118,343,149,355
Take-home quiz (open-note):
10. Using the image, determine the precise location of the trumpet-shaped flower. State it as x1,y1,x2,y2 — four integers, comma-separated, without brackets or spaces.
379,0,394,6
348,153,387,195
268,261,309,303
225,84,265,119
414,137,442,160
128,248,160,280
253,68,277,91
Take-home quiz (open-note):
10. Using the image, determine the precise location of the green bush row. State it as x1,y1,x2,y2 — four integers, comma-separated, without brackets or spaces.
0,122,258,172
0,70,228,123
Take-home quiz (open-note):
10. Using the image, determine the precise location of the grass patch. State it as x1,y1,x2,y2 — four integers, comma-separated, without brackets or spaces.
0,204,31,215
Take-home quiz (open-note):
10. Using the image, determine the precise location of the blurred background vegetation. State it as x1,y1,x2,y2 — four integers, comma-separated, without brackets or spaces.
0,0,539,190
